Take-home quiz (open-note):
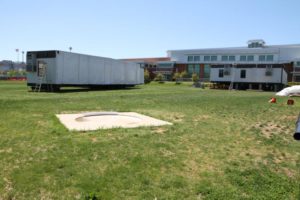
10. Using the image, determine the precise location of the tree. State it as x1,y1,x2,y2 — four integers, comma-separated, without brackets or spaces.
144,69,151,84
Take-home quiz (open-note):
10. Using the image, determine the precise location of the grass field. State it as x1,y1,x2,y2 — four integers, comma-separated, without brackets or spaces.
0,81,299,200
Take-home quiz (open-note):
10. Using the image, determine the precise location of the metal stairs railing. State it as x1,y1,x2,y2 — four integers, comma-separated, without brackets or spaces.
33,65,46,92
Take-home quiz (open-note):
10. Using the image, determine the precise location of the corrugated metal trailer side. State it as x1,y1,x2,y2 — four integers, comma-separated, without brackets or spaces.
26,50,144,91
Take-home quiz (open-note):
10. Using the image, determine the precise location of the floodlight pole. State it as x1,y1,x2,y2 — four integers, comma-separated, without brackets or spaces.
15,49,19,63
22,51,24,63
69,47,72,52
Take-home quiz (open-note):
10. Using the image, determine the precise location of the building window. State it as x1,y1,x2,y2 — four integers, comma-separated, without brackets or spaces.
204,56,210,61
266,55,274,61
187,56,193,62
219,69,224,78
240,55,247,61
158,63,173,68
194,56,200,62
194,64,200,74
229,56,235,61
204,64,210,78
265,65,272,76
211,55,217,61
187,64,200,75
240,69,246,78
259,55,266,61
188,64,194,75
297,61,300,66
224,65,231,75
222,56,228,61
247,55,254,61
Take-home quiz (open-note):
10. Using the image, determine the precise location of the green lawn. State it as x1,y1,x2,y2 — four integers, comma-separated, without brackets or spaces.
0,81,299,200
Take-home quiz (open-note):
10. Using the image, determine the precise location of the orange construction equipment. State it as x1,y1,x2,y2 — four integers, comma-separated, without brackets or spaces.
269,97,277,103
287,99,294,105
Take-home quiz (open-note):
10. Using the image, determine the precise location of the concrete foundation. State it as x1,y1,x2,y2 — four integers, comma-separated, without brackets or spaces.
56,112,172,131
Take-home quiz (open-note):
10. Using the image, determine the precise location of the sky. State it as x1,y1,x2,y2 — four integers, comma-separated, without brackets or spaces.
1,0,300,61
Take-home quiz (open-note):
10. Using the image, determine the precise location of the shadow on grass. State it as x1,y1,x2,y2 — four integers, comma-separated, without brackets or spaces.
29,86,141,93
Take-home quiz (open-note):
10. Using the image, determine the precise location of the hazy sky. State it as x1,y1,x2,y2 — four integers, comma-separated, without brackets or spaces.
1,0,300,61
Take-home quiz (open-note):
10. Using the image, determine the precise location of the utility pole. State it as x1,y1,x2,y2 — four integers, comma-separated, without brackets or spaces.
15,49,19,63
22,51,25,63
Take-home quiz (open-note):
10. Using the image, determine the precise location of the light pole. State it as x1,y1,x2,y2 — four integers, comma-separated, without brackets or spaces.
15,49,19,63
22,51,25,63
69,47,72,52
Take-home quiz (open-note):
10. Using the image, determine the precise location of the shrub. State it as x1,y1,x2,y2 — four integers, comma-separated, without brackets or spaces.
144,69,151,84
7,70,17,77
288,82,300,86
19,70,26,76
155,73,164,83
192,73,199,83
173,72,181,82
180,71,189,78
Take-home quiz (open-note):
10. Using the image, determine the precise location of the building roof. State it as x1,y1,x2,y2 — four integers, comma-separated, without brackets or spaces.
121,57,170,64
167,43,300,53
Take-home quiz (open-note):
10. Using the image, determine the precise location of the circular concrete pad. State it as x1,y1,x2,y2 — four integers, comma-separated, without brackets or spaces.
76,112,143,125
56,112,172,131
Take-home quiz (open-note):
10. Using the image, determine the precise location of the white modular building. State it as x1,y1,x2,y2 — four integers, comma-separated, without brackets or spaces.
167,40,300,90
26,51,144,91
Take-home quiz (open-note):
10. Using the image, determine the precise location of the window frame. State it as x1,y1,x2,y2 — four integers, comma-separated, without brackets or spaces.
188,64,194,75
221,55,228,61
187,56,193,62
204,64,210,78
259,55,266,61
194,56,200,62
204,56,211,61
247,55,254,61
240,69,246,78
211,55,217,61
266,55,274,61
229,56,235,61
218,69,224,78
240,55,247,61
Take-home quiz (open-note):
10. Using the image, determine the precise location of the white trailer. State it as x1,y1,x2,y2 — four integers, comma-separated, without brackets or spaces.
209,64,288,91
26,50,144,91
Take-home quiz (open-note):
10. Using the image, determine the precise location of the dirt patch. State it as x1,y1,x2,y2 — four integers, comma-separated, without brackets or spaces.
3,177,13,197
151,127,168,134
193,115,211,122
37,120,49,128
163,113,185,122
253,122,289,139
91,137,98,143
280,115,297,121
0,148,12,154
282,167,296,178
160,148,175,157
